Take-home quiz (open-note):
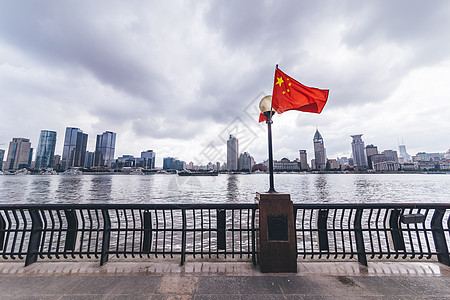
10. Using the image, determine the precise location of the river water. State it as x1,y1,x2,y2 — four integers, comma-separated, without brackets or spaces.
0,173,449,204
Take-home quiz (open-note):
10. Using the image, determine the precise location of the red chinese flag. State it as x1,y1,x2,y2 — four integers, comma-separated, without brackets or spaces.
272,67,328,115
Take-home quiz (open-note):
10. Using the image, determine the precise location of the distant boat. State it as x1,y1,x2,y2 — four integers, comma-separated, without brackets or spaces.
13,169,31,175
178,170,219,176
62,169,83,175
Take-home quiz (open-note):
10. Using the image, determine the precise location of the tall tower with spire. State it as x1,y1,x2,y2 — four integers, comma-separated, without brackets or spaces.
398,139,411,162
313,129,326,170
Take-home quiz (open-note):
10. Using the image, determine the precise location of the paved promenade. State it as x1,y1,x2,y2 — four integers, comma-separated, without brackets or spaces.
0,260,449,299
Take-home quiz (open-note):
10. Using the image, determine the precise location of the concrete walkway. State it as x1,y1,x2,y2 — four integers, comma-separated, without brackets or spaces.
0,260,449,299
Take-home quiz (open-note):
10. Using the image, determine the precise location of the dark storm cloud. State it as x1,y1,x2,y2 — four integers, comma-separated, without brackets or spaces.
0,2,167,105
203,0,450,108
343,1,450,52
204,0,330,50
1,0,450,161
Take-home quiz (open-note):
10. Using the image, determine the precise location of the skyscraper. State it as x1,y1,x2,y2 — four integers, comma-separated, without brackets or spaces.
85,151,95,168
351,134,367,167
382,150,399,162
94,131,116,168
399,144,411,162
365,144,378,169
0,149,5,171
34,130,57,169
238,152,255,172
53,155,61,169
227,135,239,171
62,127,88,169
141,150,156,169
313,129,326,170
6,138,32,170
299,150,308,170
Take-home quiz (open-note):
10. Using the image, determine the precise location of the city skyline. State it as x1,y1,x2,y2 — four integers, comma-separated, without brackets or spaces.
1,126,449,170
1,2,450,165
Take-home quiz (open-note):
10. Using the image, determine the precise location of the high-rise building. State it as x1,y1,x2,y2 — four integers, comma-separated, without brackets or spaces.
94,131,116,168
398,144,411,162
34,130,57,169
313,129,326,170
227,135,239,171
6,138,32,170
62,127,88,169
28,148,33,168
348,157,354,166
53,154,61,169
84,151,95,168
382,150,399,162
141,150,156,169
351,134,367,167
163,157,184,170
238,152,255,172
0,149,5,171
365,144,378,169
299,150,308,170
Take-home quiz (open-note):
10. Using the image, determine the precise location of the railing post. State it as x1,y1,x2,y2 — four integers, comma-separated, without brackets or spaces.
0,212,5,251
142,211,152,253
431,208,449,266
100,209,111,266
64,209,78,251
389,209,405,251
251,207,257,266
354,208,367,266
25,209,43,266
180,209,186,266
217,209,226,251
317,209,329,251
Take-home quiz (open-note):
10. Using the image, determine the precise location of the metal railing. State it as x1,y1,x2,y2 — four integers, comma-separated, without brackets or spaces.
0,203,449,266
293,203,450,266
0,204,257,266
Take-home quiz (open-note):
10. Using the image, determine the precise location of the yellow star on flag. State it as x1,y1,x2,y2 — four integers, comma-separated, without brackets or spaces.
276,76,284,87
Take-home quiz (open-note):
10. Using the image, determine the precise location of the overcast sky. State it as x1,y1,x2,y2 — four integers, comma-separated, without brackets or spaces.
1,1,450,167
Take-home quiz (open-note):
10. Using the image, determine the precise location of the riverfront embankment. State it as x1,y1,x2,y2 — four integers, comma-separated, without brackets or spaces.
0,261,449,298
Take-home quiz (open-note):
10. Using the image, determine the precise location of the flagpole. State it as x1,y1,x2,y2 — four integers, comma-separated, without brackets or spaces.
266,110,276,193
266,64,277,193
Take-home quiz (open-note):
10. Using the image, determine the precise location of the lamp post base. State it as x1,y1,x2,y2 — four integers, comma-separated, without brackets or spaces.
255,193,297,273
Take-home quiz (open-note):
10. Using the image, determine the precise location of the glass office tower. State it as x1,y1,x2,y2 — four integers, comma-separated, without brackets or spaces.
34,130,57,169
94,131,116,168
62,127,88,169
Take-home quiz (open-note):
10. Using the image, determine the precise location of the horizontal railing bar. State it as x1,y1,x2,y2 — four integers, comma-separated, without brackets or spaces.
0,204,259,210
1,203,448,210
293,203,450,209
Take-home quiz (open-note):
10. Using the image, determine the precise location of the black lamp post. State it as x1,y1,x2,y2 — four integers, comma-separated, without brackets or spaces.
259,96,276,193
